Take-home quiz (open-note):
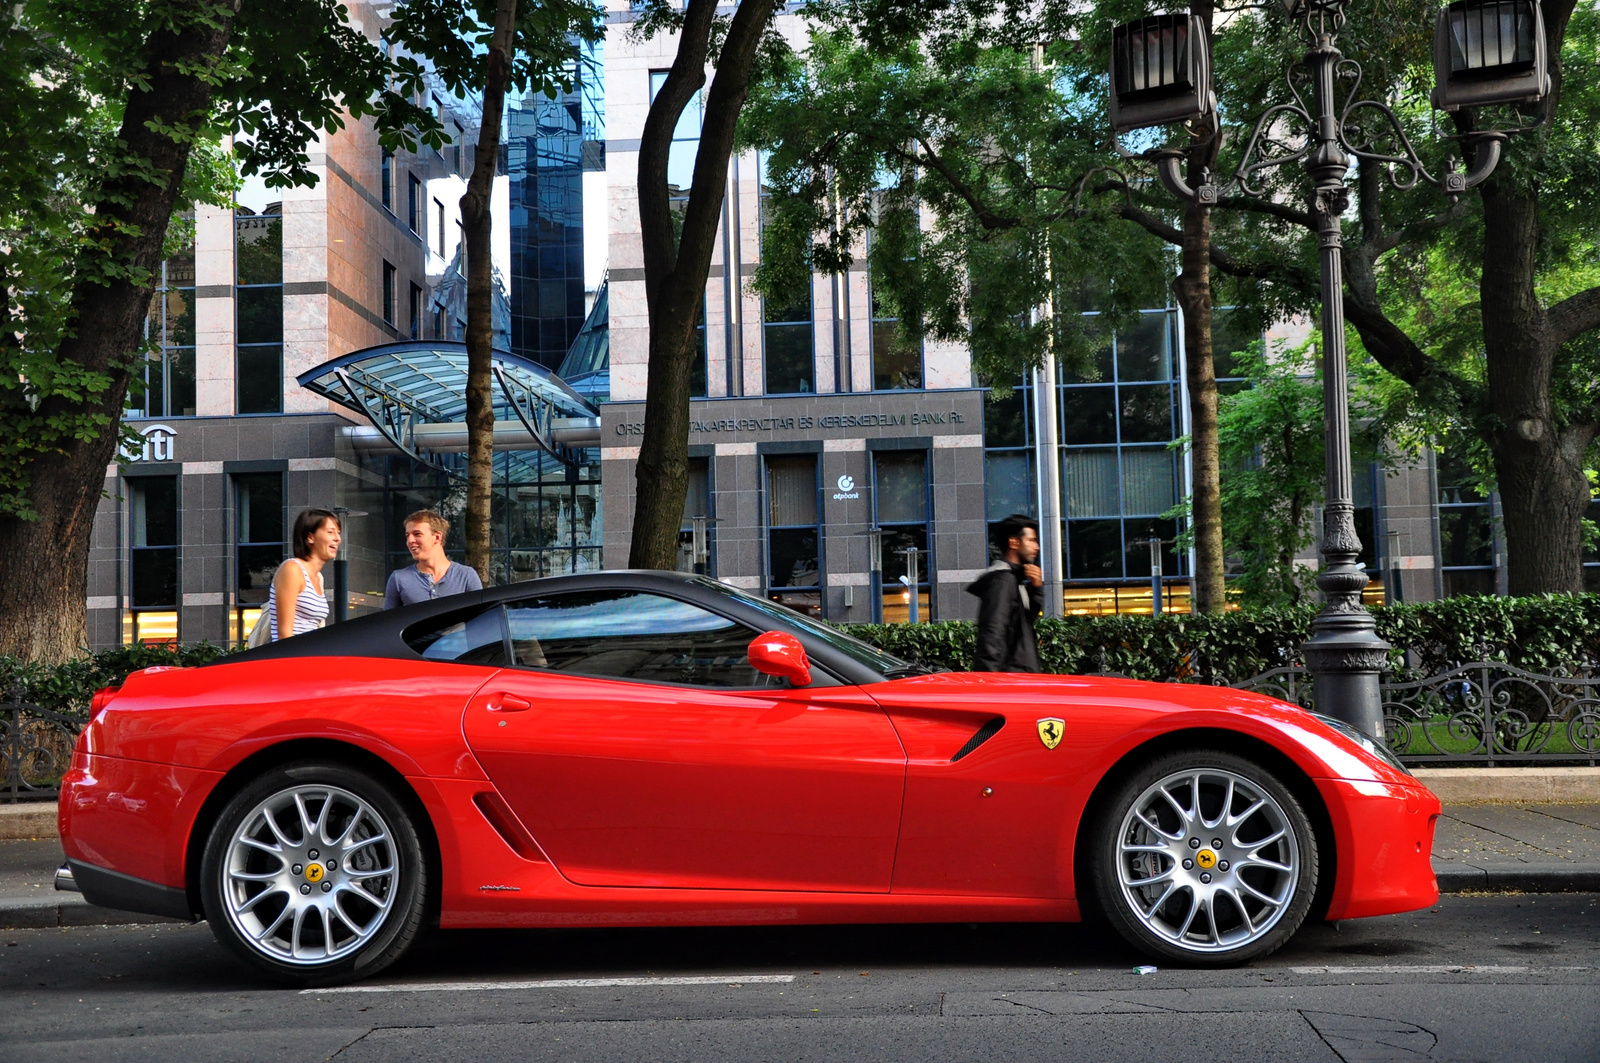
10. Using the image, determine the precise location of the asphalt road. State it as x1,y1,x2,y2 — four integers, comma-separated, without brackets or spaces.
2,894,1597,1063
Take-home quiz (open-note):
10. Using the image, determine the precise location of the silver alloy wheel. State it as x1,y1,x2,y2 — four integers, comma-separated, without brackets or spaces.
221,784,399,966
1114,767,1300,954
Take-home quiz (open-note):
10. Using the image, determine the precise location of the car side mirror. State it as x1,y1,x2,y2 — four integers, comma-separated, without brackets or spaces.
748,631,811,687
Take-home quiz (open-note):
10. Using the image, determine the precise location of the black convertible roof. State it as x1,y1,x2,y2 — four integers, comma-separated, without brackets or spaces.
224,570,892,686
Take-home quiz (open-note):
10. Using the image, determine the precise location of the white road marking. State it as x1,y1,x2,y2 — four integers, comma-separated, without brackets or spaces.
1290,965,1528,975
302,974,797,995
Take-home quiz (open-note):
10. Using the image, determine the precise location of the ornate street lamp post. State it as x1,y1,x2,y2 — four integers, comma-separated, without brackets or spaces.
1108,1,1549,736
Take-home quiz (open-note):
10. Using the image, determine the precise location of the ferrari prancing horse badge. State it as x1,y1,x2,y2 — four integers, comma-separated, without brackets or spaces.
1036,718,1064,750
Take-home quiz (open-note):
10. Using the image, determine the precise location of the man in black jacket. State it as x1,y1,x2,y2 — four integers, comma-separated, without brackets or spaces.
966,514,1044,672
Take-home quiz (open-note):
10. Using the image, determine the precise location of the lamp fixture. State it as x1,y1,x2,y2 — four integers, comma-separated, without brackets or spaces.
1432,0,1550,111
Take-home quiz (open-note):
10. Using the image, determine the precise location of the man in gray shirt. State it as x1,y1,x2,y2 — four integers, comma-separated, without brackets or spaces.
384,509,483,608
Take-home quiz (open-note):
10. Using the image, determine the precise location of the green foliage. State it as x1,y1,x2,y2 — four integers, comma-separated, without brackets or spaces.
0,0,444,520
1,642,233,717
843,594,1600,682
383,0,602,105
1214,335,1389,608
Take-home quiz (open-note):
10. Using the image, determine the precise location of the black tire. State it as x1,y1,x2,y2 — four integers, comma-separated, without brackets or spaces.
1088,749,1318,966
200,761,428,986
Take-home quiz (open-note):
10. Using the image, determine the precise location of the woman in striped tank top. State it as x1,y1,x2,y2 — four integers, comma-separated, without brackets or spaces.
266,509,340,641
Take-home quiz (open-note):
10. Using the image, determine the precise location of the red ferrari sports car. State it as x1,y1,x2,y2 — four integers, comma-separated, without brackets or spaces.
57,571,1439,985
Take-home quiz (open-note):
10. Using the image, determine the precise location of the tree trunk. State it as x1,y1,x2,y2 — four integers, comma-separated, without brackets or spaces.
1165,95,1226,614
0,3,236,663
629,0,779,569
1480,181,1592,595
461,0,518,586
1175,183,1225,614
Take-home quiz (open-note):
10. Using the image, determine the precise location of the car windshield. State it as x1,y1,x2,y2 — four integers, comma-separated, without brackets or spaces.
690,577,921,678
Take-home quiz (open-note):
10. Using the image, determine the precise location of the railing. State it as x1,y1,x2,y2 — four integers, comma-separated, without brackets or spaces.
1,684,83,804
1232,662,1600,766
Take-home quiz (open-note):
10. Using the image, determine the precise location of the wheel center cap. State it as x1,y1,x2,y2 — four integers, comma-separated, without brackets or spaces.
304,862,325,883
1196,849,1217,870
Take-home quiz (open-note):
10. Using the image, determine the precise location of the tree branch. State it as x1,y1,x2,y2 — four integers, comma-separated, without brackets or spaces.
910,136,1022,230
1547,285,1600,351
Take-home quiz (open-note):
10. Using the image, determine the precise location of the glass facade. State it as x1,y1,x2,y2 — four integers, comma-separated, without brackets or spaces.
364,449,602,588
509,46,603,369
127,475,179,644
874,450,930,622
1437,450,1496,596
234,472,284,641
134,239,197,418
765,454,821,613
236,208,283,414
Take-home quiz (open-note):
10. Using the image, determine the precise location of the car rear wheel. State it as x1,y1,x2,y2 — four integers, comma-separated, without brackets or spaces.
200,761,427,986
1090,750,1318,966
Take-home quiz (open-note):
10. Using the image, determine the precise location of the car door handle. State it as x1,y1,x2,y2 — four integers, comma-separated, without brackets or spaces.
491,695,532,713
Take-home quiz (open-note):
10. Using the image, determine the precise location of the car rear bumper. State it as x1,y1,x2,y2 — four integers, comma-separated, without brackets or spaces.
1318,777,1441,921
64,859,196,921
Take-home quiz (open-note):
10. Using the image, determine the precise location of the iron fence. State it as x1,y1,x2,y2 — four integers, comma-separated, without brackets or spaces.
1,684,84,804
1232,662,1600,766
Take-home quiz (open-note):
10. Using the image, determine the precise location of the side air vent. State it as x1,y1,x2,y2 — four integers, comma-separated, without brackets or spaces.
950,716,1006,762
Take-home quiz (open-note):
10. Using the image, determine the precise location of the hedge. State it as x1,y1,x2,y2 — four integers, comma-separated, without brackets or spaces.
7,594,1600,715
841,593,1600,682
0,642,231,718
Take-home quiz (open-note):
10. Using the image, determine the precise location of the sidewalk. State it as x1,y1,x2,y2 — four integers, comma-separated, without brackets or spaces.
4,797,1599,931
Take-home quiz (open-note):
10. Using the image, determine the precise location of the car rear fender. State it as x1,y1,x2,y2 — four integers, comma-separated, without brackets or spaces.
180,737,443,924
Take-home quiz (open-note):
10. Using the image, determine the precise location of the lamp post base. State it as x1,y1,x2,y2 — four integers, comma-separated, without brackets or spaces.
1303,618,1390,738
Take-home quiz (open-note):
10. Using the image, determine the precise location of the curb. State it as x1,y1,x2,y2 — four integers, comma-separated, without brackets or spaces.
0,898,189,930
0,804,58,841
1433,862,1600,894
1411,767,1600,805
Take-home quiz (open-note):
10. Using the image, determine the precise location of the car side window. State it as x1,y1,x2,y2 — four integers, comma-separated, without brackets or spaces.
404,606,508,666
503,590,781,688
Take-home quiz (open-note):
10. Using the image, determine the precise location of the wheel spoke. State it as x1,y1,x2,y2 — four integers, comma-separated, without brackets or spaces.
1241,855,1293,874
236,885,286,915
254,902,293,942
1140,880,1178,918
1237,876,1288,907
293,792,319,844
321,906,337,958
1122,863,1175,888
1134,810,1183,841
1204,777,1236,830
1175,890,1204,940
261,810,296,850
238,836,283,857
289,904,310,959
346,863,396,880
1227,797,1267,829
342,832,390,858
1121,842,1173,855
1243,827,1287,851
229,868,283,883
1223,888,1255,934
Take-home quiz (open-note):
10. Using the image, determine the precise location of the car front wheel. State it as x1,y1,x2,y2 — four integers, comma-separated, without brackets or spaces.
200,761,428,986
1090,750,1318,966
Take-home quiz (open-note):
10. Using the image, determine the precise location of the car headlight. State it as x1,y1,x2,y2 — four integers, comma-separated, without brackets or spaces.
1309,711,1412,777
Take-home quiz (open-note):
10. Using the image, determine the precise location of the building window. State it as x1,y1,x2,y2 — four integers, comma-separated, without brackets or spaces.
759,154,814,395
381,148,394,212
432,302,445,340
409,284,423,340
134,240,197,418
676,457,712,573
874,450,930,622
766,454,820,613
870,281,921,391
452,121,464,174
435,199,446,257
408,174,421,233
1059,309,1183,613
1437,451,1495,597
382,261,396,325
127,476,179,644
234,472,284,643
236,208,283,414
455,220,465,274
